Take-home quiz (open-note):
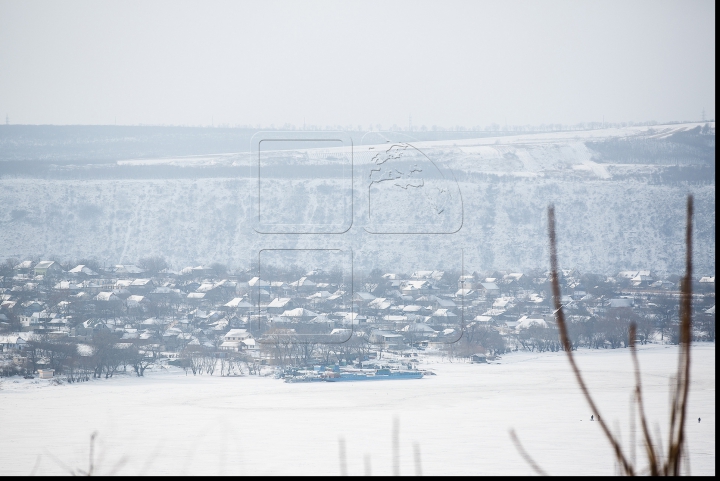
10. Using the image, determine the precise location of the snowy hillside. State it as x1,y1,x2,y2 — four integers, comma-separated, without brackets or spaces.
0,123,714,275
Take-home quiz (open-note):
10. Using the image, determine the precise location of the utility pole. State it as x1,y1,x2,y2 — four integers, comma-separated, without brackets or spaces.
702,107,706,122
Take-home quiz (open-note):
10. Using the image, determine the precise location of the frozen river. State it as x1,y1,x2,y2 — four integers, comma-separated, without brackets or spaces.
0,343,714,475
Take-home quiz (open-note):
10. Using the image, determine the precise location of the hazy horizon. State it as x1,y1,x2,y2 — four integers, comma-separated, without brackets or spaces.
0,0,715,128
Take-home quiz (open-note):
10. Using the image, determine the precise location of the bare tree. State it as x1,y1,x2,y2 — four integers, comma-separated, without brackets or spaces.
138,256,168,276
220,352,245,376
91,330,123,379
180,345,205,375
209,262,227,278
634,314,657,345
130,345,155,377
203,353,217,375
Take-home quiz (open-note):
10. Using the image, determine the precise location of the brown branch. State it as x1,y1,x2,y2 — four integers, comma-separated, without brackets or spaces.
629,324,659,475
666,195,693,475
676,195,694,473
547,205,635,476
392,417,400,476
338,437,348,476
509,429,549,476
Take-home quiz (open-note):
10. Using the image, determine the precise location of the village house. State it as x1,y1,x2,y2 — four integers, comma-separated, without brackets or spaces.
401,280,431,295
126,295,150,310
0,334,27,352
14,260,34,273
113,265,145,275
34,261,63,277
266,297,293,315
224,328,252,342
470,353,487,363
352,292,376,304
370,329,405,347
96,292,120,302
479,282,500,298
289,277,317,293
220,328,254,352
224,297,253,313
68,265,98,277
129,278,155,295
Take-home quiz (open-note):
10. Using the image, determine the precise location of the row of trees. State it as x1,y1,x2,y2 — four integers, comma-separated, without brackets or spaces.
259,329,374,368
502,307,712,355
2,307,712,377
1,331,155,380
171,347,262,377
440,304,714,360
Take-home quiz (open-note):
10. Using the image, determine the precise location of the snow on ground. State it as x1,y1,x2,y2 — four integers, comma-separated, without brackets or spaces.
0,343,714,476
117,153,239,167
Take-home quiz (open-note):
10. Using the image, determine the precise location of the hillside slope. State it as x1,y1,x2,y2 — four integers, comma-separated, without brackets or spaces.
0,123,714,275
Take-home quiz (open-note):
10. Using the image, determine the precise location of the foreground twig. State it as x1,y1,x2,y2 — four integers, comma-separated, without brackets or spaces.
547,205,635,475
392,417,400,476
531,196,694,476
509,429,549,476
666,196,693,475
629,324,659,475
338,437,347,476
413,443,422,476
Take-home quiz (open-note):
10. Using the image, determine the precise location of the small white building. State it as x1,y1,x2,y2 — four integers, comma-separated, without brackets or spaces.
224,329,252,342
220,330,255,352
0,334,27,351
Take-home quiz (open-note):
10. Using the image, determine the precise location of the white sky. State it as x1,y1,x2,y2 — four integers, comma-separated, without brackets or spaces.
0,0,715,127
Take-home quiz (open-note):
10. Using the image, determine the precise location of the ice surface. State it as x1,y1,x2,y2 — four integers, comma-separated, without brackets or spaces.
0,343,714,475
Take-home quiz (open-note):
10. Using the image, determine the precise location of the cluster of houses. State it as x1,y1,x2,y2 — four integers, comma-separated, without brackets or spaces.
0,259,715,373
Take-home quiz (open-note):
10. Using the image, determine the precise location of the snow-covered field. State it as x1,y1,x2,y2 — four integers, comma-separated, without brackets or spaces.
0,343,714,476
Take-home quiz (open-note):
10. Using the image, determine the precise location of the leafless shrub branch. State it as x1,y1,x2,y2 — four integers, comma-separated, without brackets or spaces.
338,437,347,476
413,443,422,476
547,205,635,475
666,195,693,475
392,416,400,476
509,429,549,476
513,195,694,476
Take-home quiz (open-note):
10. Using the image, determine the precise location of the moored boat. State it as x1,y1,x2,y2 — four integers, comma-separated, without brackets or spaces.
324,368,424,382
